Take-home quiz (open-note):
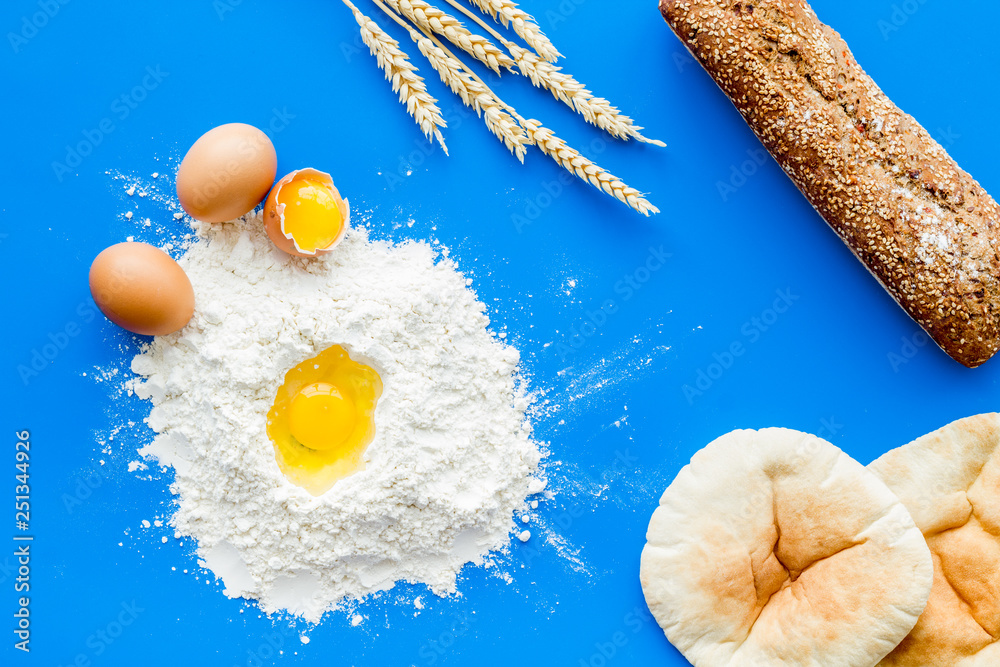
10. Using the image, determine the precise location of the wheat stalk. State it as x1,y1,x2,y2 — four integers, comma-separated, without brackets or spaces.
410,29,529,161
345,0,448,153
372,0,528,160
465,0,562,63
442,0,664,146
521,118,660,216
382,0,516,75
341,0,660,215
509,45,665,147
404,17,656,216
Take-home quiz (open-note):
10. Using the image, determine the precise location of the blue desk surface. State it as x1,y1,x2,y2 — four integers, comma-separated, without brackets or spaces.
4,0,999,664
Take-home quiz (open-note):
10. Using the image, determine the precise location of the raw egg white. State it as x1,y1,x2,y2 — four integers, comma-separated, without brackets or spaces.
176,123,277,223
263,168,350,257
89,242,195,336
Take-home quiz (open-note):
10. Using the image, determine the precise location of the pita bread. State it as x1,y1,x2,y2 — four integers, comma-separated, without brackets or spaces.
640,428,933,667
869,413,1000,667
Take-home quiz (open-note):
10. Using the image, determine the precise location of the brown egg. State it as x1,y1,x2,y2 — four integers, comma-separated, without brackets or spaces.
263,168,350,258
89,242,195,336
176,123,277,223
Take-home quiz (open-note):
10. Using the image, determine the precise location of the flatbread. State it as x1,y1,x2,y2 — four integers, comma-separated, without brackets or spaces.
640,428,933,667
869,413,1000,666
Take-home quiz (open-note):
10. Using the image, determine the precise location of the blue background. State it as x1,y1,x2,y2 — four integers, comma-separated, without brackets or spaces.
3,0,999,665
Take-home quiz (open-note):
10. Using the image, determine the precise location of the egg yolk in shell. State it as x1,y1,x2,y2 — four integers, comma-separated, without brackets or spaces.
277,178,343,253
267,345,381,496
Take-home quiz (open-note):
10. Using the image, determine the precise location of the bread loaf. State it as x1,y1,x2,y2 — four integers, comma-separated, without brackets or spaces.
660,0,1000,368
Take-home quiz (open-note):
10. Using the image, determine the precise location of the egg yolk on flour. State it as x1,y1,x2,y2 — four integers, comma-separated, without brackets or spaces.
267,345,381,496
289,383,358,451
277,178,343,253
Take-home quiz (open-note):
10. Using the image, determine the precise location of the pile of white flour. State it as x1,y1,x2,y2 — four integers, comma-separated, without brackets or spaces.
130,215,543,621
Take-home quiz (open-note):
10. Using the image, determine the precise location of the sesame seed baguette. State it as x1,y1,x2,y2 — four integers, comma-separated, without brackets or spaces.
660,0,1000,368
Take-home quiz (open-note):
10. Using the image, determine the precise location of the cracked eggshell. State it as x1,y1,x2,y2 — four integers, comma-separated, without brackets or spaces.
262,168,350,258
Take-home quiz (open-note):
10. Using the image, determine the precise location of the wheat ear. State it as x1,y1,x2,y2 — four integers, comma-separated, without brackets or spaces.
344,0,448,153
442,0,664,146
371,0,528,160
465,0,562,63
382,0,516,75
356,0,657,215
509,45,665,147
521,118,660,216
412,23,658,216
411,31,530,161
397,5,656,215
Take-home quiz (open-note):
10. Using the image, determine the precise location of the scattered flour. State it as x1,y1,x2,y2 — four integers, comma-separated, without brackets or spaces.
130,215,543,622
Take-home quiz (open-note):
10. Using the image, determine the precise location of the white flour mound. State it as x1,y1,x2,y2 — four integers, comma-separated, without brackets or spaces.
130,215,543,622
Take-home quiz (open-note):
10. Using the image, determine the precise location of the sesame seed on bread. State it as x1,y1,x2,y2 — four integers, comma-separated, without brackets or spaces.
660,0,1000,368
